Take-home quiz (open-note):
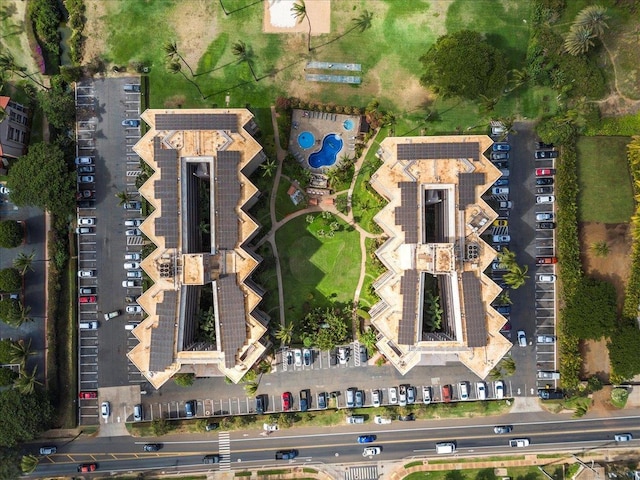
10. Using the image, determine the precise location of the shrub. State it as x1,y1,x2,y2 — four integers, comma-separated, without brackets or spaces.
27,0,61,60
608,323,640,380
150,418,171,436
0,221,23,249
610,388,629,408
173,373,195,387
0,269,22,293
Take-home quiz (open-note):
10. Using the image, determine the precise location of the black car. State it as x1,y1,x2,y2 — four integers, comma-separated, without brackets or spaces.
256,395,265,414
492,160,509,169
299,390,309,412
536,177,554,186
536,186,554,194
318,391,327,409
537,222,556,229
184,400,196,417
205,422,219,431
535,150,559,159
203,454,220,464
77,200,95,208
77,165,95,174
398,413,415,421
286,350,293,365
538,389,564,400
536,141,554,149
359,345,368,363
143,444,162,452
493,425,513,434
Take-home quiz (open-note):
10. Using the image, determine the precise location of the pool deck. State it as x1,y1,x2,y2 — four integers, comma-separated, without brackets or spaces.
289,109,361,173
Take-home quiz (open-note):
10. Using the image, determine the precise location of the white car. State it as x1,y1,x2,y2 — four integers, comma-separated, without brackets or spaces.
536,212,553,221
537,335,556,344
362,447,381,456
127,270,143,279
536,195,555,204
126,305,142,314
494,380,505,399
614,433,632,442
537,274,556,283
78,269,96,278
374,415,392,424
101,401,110,419
78,175,95,183
75,227,94,234
422,386,432,404
75,156,94,165
0,185,10,195
371,389,381,407
476,382,487,400
294,349,302,367
125,219,143,227
78,217,95,226
459,382,469,400
122,280,140,288
338,347,348,365
491,187,509,195
125,228,142,236
398,385,407,406
124,262,140,270
510,438,530,448
124,253,141,261
517,330,527,347
388,387,398,404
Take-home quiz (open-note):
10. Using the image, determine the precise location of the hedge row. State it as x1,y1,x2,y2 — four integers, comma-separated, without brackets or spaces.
622,136,640,319
64,0,86,65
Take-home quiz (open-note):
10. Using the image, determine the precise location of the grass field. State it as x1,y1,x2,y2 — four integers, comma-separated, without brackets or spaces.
274,179,306,222
276,214,360,325
360,237,384,309
404,466,545,480
576,136,633,223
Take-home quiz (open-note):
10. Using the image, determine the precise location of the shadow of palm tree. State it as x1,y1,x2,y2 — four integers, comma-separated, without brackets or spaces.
193,60,237,77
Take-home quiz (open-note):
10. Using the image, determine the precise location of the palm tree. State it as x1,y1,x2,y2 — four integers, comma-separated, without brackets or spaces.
244,381,259,396
275,322,294,346
115,190,132,206
478,94,500,114
508,68,530,91
291,0,312,52
351,10,374,34
17,303,33,327
10,338,35,368
166,60,206,98
21,454,39,474
497,248,516,268
13,250,35,275
564,25,596,56
0,52,48,89
503,264,529,289
260,158,277,177
574,5,609,37
591,241,610,257
15,366,41,395
232,41,259,81
163,41,195,76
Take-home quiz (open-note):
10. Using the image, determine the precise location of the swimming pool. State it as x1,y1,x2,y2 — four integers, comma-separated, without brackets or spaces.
343,119,354,131
309,134,343,169
298,131,315,149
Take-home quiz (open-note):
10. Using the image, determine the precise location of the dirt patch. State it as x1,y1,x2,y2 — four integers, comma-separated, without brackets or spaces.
166,1,218,69
0,0,45,81
579,338,611,383
595,93,640,117
82,0,110,64
263,0,331,34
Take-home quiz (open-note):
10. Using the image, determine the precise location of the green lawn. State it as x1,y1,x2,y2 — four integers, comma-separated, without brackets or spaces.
576,136,633,223
276,214,360,325
404,466,545,480
360,237,385,309
352,129,386,234
274,178,306,222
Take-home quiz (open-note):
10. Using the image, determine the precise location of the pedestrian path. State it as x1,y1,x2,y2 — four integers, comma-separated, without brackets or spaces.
218,431,231,471
345,465,378,480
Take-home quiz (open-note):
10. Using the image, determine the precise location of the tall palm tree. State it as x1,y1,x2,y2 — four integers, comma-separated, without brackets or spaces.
0,52,48,89
115,190,133,206
574,5,609,37
232,41,259,81
260,158,277,177
166,60,206,99
13,250,36,275
21,454,39,474
291,0,312,52
275,322,294,346
15,366,41,395
163,41,195,77
17,303,33,327
10,338,35,368
508,68,530,91
503,265,529,289
564,25,596,56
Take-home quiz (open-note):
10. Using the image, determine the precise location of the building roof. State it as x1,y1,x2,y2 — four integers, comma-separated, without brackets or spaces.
127,109,269,388
0,96,10,110
369,135,513,378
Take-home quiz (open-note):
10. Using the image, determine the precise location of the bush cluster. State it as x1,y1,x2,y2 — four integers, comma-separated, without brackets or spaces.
27,0,61,62
65,0,86,65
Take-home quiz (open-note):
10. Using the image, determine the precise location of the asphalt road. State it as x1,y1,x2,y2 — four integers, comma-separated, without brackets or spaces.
31,412,640,477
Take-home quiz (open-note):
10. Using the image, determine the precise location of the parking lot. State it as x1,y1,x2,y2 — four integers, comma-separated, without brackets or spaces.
75,78,146,425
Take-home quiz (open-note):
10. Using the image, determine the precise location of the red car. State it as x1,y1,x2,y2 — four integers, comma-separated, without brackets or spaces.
536,257,558,265
77,463,97,472
282,392,292,411
79,295,97,304
79,391,98,399
442,384,452,403
536,168,555,176
500,320,512,332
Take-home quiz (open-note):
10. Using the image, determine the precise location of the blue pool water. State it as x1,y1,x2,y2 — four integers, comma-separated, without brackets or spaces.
298,131,315,149
343,119,354,131
309,134,343,168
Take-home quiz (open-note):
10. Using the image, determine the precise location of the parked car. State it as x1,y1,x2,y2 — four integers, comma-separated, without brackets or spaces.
76,190,95,200
374,415,392,424
338,347,348,365
125,228,142,236
79,391,98,399
491,152,509,160
499,200,512,209
124,262,140,270
126,270,143,278
398,413,415,421
494,380,505,399
500,321,512,332
371,389,381,407
493,219,508,227
205,422,219,431
318,392,327,409
124,253,141,261
536,212,554,221
537,222,556,229
492,235,511,243
77,165,95,174
422,385,432,404
124,219,143,227
255,395,265,414
79,287,96,295
78,175,95,183
492,261,509,271
537,274,557,283
184,400,196,417
494,425,513,434
122,119,141,127
359,345,368,363
294,349,302,367
75,156,94,165
78,269,96,278
537,371,560,379
535,150,558,159
100,402,110,419
398,384,407,406
303,348,311,366
536,195,555,204
536,177,554,186
536,168,556,176
77,200,95,208
458,381,469,400
536,257,558,264
299,390,309,412
495,305,511,315
442,384,452,403
79,296,96,304
476,382,487,400
358,435,376,443
126,305,142,314
388,386,398,404
536,186,554,194
538,389,564,400
492,160,509,169
124,84,141,92
282,392,292,411
537,335,556,343
491,186,509,195
122,280,141,287
78,217,95,226
75,226,94,235
406,385,416,404
492,143,511,152
124,201,142,210
536,142,554,149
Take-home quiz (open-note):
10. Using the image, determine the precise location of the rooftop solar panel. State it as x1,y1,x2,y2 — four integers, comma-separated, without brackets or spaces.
398,269,419,345
458,173,485,211
461,271,487,348
215,151,241,250
217,276,247,368
397,142,479,161
153,141,180,248
395,182,419,244
149,290,178,371
156,113,238,132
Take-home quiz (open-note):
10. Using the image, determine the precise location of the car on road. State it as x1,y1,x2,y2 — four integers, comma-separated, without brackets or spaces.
185,400,196,417
78,464,97,472
75,156,94,165
275,450,298,460
294,349,302,367
509,438,530,447
493,219,508,227
357,435,376,443
125,228,142,236
492,143,510,151
492,235,510,243
491,186,509,195
282,392,292,411
363,446,382,456
614,433,633,442
100,401,110,419
388,387,398,404
536,257,558,264
371,389,381,407
536,142,554,149
495,380,505,399
78,269,96,278
203,454,220,464
535,150,558,159
77,165,95,174
536,195,555,204
126,305,143,314
536,186,554,194
79,296,96,304
536,177,554,186
422,386,432,404
79,391,97,399
494,425,513,434
536,168,556,176
303,348,311,366
374,415,392,424
517,330,527,347
536,212,554,221
537,335,556,343
537,274,557,283
398,384,407,406
78,175,95,183
78,217,95,226
537,222,556,230
318,392,327,409
39,446,57,455
442,384,452,403
122,119,141,127
143,444,162,452
124,253,141,261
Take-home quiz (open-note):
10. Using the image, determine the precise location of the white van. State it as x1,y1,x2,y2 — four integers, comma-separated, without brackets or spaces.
435,442,456,454
345,416,364,424
79,321,99,329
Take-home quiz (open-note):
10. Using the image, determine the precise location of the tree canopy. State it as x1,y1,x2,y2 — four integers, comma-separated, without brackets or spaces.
0,389,53,447
37,77,76,130
609,324,640,380
563,277,617,340
0,268,22,292
419,30,508,100
7,142,75,216
0,299,22,326
0,221,23,249
302,306,351,351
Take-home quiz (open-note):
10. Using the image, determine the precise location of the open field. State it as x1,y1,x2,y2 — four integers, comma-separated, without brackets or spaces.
576,136,633,223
